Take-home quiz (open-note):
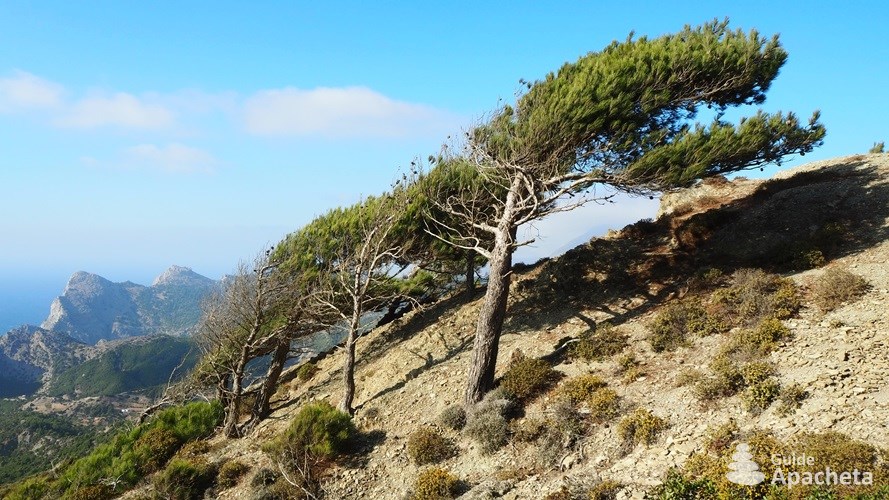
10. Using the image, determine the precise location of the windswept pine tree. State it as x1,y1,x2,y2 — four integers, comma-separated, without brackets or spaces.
426,19,826,405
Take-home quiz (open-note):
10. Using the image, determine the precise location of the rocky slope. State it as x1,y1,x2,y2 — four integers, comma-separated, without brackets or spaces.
41,265,216,345
123,154,889,499
0,326,91,397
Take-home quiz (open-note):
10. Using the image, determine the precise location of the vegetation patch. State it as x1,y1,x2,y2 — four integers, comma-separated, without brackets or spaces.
811,267,869,312
438,405,466,431
498,352,559,402
571,323,628,361
617,408,667,450
153,457,217,500
411,467,460,500
296,361,319,383
216,460,249,489
712,269,800,326
464,389,513,454
648,298,724,352
407,427,456,465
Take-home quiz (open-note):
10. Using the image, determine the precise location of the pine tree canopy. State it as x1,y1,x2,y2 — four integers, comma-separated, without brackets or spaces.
479,18,825,190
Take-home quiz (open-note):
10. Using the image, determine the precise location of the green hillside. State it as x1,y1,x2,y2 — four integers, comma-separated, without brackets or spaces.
47,336,198,397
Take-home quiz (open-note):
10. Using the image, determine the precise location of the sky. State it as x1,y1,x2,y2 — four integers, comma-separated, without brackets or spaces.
1,1,887,328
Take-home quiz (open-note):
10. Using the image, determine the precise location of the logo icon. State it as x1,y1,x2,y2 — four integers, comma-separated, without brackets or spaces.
726,443,766,485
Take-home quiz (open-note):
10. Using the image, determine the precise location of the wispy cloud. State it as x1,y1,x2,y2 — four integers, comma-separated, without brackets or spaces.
0,70,64,111
124,143,216,174
243,86,461,138
56,93,175,129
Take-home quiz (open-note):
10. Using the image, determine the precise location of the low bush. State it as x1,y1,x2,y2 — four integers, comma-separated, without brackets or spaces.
133,426,182,474
571,323,627,361
730,318,791,356
407,427,455,465
558,374,607,405
712,269,800,325
278,401,356,459
411,467,460,500
586,388,621,423
153,457,217,500
216,460,249,489
646,469,717,499
617,408,666,449
589,479,622,500
511,418,545,443
777,383,808,416
811,268,869,312
296,361,319,383
464,389,512,454
741,378,781,414
704,419,739,454
438,405,466,431
648,299,724,352
498,353,558,401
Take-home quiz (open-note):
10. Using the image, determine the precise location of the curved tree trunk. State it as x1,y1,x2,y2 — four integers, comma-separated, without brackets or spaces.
252,339,291,421
339,307,362,415
464,251,476,294
464,176,520,407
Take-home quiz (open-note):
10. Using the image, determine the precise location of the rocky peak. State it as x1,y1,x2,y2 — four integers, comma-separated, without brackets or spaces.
151,265,214,287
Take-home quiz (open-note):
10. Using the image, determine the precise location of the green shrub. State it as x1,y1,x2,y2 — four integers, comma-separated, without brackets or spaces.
647,469,718,499
571,323,627,361
675,369,705,387
777,383,808,416
296,361,319,382
586,388,621,423
712,269,800,325
498,353,558,401
617,408,666,449
869,141,885,154
741,361,777,386
407,427,455,465
648,299,724,352
133,426,182,474
154,458,217,500
704,419,739,453
811,268,869,312
511,418,545,443
2,476,51,500
732,318,791,355
741,378,781,414
280,401,356,459
589,479,622,500
558,374,607,404
793,249,826,269
438,405,466,431
65,484,115,500
464,390,512,454
217,460,249,489
411,467,460,500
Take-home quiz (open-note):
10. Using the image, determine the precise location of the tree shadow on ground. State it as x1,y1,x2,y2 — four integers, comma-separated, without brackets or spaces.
506,157,889,353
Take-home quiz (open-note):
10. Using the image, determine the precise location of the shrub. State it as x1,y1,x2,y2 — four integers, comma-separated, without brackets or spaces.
64,484,115,500
407,428,455,465
732,318,791,355
741,378,781,414
411,467,460,500
793,249,826,269
464,390,512,454
133,426,182,474
648,299,723,352
675,369,704,387
175,439,211,459
438,405,466,431
712,269,800,325
870,141,885,154
154,458,217,500
811,268,869,312
498,353,558,401
511,418,545,443
296,361,319,382
647,468,718,499
617,408,666,449
571,323,627,361
741,361,776,386
777,383,808,416
589,479,622,500
558,374,607,404
217,460,249,489
704,419,739,453
586,388,621,423
280,401,356,459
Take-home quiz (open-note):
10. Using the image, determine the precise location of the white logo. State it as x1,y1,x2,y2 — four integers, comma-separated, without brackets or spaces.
726,443,766,485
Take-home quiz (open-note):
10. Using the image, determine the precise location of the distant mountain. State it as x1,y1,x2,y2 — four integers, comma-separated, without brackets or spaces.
0,325,90,397
41,266,216,345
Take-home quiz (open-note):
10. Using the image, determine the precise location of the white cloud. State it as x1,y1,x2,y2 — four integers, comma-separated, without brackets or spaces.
124,143,216,174
243,86,460,138
56,92,175,129
0,70,64,111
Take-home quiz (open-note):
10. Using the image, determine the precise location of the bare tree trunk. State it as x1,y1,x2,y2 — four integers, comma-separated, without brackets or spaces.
464,251,476,294
464,176,520,406
223,371,243,438
339,309,362,415
253,339,290,421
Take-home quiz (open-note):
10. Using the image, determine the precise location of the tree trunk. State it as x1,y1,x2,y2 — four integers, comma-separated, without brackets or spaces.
253,339,290,421
464,251,476,294
339,311,361,415
464,176,521,407
223,373,243,438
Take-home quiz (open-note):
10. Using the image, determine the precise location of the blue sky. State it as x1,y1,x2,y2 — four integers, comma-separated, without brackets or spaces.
1,1,887,326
